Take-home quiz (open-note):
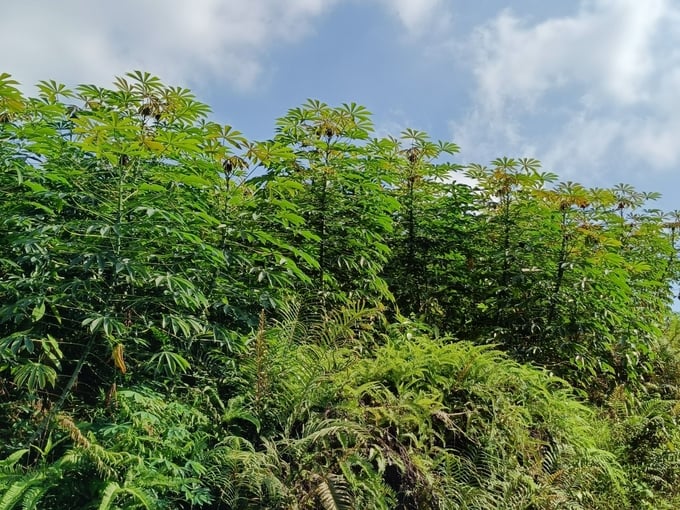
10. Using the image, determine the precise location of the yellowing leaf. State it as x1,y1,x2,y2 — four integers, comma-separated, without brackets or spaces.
112,343,127,374
143,138,165,153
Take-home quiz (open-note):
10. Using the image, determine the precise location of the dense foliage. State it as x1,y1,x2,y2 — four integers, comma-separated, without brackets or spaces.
1,72,680,509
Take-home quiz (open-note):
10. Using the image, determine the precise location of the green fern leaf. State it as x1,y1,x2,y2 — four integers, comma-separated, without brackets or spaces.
0,473,44,510
20,487,45,510
120,487,154,510
315,474,353,510
97,481,120,510
0,451,29,473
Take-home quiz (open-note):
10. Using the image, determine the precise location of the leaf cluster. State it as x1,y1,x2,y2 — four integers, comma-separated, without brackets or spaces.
1,72,680,509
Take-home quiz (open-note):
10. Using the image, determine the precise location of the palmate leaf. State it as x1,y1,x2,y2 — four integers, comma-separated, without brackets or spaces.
149,351,190,376
160,315,206,339
10,362,56,390
36,80,74,102
82,315,126,337
0,333,34,356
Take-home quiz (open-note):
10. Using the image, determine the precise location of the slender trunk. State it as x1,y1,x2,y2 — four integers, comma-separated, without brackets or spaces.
319,176,327,291
317,144,331,306
495,189,512,327
406,170,418,309
500,193,512,289
115,163,124,257
547,210,569,324
24,336,95,452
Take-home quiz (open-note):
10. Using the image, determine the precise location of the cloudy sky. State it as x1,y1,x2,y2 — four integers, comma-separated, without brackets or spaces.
2,0,680,210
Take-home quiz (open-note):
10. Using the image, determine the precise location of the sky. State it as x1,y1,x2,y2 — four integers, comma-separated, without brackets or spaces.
2,0,680,210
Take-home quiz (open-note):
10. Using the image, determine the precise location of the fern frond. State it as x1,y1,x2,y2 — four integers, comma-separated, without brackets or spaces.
317,302,380,348
119,486,154,510
97,481,120,510
0,472,46,510
19,486,45,510
314,473,353,510
272,296,316,345
0,451,29,475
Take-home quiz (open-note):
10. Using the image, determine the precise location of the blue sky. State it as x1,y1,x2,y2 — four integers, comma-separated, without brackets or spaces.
2,0,679,210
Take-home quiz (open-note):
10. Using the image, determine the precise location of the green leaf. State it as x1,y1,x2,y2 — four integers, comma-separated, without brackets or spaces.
0,449,29,470
149,351,191,376
11,362,57,390
97,481,121,510
31,302,45,322
23,181,48,193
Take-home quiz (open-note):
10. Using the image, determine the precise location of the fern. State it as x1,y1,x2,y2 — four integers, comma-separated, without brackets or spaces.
97,482,154,510
0,472,47,510
19,487,46,510
97,482,120,510
118,487,154,510
314,473,353,510
0,451,29,474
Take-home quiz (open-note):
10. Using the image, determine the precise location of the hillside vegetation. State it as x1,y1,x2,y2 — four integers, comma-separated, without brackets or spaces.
1,72,680,509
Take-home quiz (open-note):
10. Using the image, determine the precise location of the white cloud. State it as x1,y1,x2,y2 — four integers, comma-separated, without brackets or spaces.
456,0,680,177
376,0,452,37
472,0,670,113
0,0,454,94
540,113,623,179
627,116,680,170
0,0,456,96
0,0,338,91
